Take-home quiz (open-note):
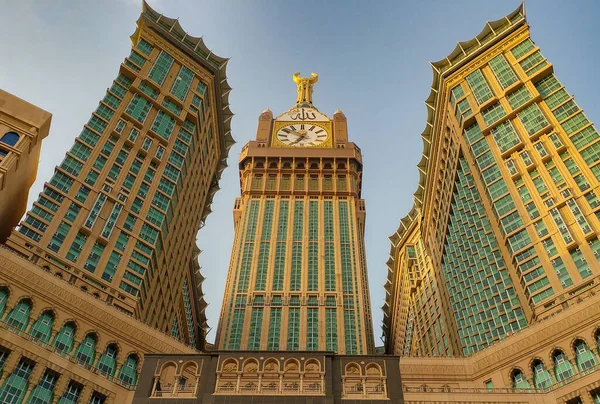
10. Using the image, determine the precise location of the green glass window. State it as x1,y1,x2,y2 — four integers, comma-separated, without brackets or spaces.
306,308,319,351
287,307,300,351
550,208,573,244
227,309,245,350
95,104,114,122
344,310,357,354
561,112,589,135
28,311,54,342
580,142,600,166
5,299,32,330
101,203,123,239
511,39,535,59
64,203,80,223
136,39,153,55
57,381,81,404
101,251,122,282
507,86,532,110
324,201,336,291
49,172,74,193
52,322,75,353
247,308,263,350
553,351,575,381
79,128,100,147
466,69,494,105
307,201,319,291
84,193,107,229
96,345,118,376
74,333,97,365
88,116,108,134
290,201,304,291
0,289,7,318
455,98,472,125
518,103,549,136
512,370,530,389
170,66,194,100
125,94,151,123
27,369,59,404
449,84,464,107
65,232,87,263
575,340,598,371
535,74,561,98
326,308,338,352
47,222,71,252
553,100,580,122
151,111,176,140
489,54,518,88
570,249,592,279
255,201,274,291
267,308,281,351
70,142,91,161
532,361,554,388
519,51,547,75
84,242,105,273
544,88,570,109
570,126,599,150
147,51,174,85
491,121,521,153
60,156,83,176
117,354,138,386
0,358,34,403
272,201,288,291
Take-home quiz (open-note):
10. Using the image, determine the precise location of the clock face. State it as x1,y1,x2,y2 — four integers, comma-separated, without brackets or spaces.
276,124,328,147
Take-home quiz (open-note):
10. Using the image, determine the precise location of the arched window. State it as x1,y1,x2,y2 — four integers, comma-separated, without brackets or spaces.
96,344,118,376
553,350,575,382
27,369,59,403
29,311,55,342
53,322,76,353
117,354,139,386
5,299,32,330
511,369,530,389
574,340,598,371
532,360,554,388
74,333,97,365
0,132,19,147
0,289,8,318
0,358,34,403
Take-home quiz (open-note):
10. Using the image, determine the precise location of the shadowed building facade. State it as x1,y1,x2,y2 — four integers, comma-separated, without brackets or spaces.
383,4,600,403
0,90,51,244
0,2,233,402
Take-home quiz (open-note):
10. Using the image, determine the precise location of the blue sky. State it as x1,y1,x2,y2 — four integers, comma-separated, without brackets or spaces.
2,0,600,345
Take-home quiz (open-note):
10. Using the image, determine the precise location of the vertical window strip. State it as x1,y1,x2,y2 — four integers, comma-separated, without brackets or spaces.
308,201,319,291
287,307,300,351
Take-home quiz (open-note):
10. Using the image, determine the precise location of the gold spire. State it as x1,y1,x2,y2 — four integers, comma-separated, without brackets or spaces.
293,72,318,107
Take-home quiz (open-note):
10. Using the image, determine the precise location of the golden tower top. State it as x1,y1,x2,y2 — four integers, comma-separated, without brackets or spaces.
293,72,318,107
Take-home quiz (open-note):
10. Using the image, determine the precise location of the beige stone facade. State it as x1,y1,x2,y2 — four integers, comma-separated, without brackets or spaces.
0,247,196,403
0,90,50,244
216,84,375,354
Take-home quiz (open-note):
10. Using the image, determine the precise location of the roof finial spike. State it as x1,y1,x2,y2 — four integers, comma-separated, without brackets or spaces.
293,72,318,107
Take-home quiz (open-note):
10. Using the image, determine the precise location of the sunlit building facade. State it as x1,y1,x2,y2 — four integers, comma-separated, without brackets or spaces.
384,4,600,403
215,73,375,355
0,1,232,402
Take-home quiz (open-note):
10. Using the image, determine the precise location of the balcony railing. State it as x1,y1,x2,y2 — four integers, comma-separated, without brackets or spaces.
0,320,136,390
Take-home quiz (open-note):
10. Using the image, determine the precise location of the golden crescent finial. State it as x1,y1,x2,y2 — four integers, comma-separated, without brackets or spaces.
293,72,319,106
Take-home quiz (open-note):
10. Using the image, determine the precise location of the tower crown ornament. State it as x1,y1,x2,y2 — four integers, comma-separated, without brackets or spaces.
293,72,318,107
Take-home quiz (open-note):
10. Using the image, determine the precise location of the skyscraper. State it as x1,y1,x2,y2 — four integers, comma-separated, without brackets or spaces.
384,4,600,403
0,2,232,402
132,74,402,403
215,73,374,354
5,1,233,348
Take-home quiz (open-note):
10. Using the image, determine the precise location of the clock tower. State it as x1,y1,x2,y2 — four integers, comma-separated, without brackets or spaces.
215,73,375,354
